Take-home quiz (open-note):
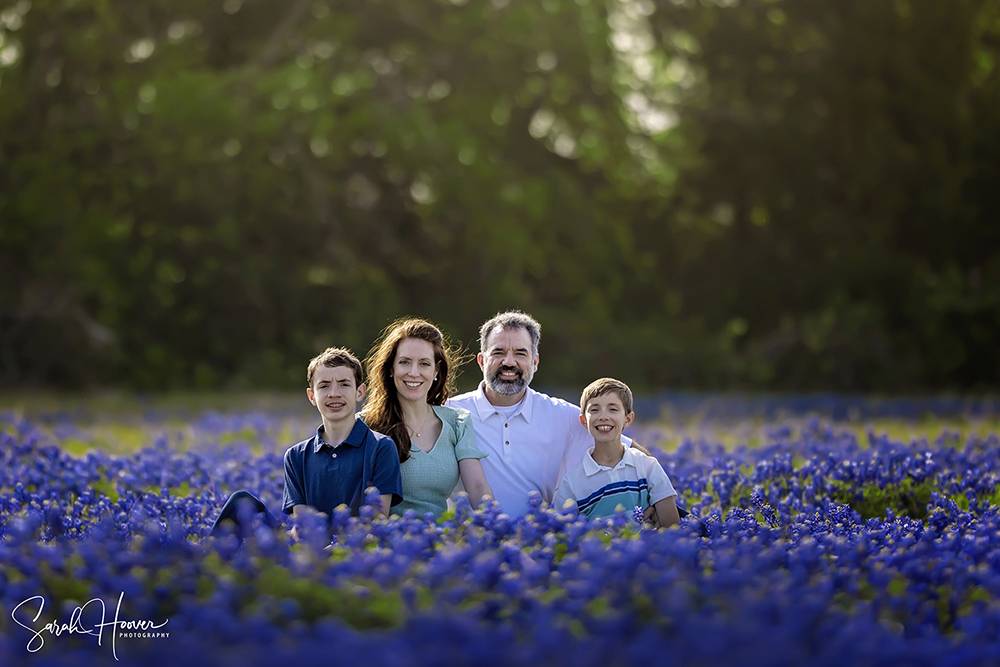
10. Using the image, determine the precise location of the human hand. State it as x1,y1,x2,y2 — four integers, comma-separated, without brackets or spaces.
630,441,652,456
643,505,658,525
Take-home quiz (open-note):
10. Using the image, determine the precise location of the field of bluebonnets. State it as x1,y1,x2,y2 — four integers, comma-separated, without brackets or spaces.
2,393,1000,666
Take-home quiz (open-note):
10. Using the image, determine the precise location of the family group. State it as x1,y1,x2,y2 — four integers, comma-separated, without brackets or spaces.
212,311,680,535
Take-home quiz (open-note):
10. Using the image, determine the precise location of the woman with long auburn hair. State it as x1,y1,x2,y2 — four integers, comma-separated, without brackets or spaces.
362,318,493,517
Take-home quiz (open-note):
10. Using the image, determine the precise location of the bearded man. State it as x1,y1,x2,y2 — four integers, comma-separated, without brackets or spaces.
448,311,632,517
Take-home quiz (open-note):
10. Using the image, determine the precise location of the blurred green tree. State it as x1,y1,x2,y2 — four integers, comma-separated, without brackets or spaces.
640,0,1000,390
0,0,996,391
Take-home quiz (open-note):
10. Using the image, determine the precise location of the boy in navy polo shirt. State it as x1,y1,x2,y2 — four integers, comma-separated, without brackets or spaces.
282,347,403,519
210,348,403,538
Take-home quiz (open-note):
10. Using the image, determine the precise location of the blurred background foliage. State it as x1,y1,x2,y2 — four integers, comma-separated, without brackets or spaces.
0,0,997,393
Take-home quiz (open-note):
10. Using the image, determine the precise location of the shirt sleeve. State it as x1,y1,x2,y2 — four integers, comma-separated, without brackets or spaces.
282,447,306,514
552,474,577,513
559,411,591,487
645,456,677,504
370,437,404,506
451,408,488,461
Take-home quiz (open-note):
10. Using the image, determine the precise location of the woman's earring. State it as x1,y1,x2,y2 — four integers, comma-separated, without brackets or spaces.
434,375,438,381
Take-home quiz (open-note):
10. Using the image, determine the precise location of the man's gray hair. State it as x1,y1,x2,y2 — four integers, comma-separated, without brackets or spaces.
479,311,541,357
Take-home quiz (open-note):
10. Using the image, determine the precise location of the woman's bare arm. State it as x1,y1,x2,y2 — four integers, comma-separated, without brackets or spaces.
458,458,494,506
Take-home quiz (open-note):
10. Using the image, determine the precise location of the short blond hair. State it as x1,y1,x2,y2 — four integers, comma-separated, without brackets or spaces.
580,377,633,415
306,347,364,388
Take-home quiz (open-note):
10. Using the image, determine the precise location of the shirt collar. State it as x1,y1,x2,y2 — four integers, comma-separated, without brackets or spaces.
313,419,367,453
583,444,635,476
472,381,534,423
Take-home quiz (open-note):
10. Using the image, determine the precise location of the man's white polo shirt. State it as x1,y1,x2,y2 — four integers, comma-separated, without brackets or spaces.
448,382,630,517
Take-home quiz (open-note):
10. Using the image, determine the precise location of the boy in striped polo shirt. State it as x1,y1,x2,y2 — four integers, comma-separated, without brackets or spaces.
553,378,680,529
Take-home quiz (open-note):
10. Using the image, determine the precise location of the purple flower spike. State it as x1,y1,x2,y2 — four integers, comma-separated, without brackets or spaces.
633,505,648,526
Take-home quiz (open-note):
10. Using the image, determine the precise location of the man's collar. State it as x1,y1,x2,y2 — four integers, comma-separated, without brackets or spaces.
473,381,534,423
313,419,367,452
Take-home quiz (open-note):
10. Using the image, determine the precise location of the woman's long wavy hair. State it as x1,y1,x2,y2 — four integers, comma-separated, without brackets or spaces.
362,318,465,463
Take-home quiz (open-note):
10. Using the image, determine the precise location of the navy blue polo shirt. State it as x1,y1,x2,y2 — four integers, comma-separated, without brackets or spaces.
282,419,402,517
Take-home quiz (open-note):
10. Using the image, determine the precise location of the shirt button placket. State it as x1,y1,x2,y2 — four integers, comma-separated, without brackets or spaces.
504,421,511,459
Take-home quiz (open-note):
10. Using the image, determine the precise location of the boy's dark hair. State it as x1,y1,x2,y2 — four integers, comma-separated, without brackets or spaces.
580,378,633,415
307,347,364,388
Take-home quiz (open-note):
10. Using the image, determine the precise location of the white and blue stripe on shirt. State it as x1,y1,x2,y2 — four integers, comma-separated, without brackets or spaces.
576,478,651,516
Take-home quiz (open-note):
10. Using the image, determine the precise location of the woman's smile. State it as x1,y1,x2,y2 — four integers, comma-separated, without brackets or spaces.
394,338,437,401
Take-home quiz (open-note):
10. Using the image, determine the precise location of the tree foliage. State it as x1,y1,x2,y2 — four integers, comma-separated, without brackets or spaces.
0,0,997,391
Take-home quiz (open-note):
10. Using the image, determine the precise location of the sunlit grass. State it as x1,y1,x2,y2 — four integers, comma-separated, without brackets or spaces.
630,415,1000,455
0,391,317,456
0,389,311,419
3,392,997,457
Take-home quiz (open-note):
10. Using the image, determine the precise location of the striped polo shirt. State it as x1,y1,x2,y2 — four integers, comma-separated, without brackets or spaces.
552,445,676,520
448,384,632,517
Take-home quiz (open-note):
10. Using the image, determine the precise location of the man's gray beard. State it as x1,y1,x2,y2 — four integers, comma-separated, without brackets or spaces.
485,367,533,396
